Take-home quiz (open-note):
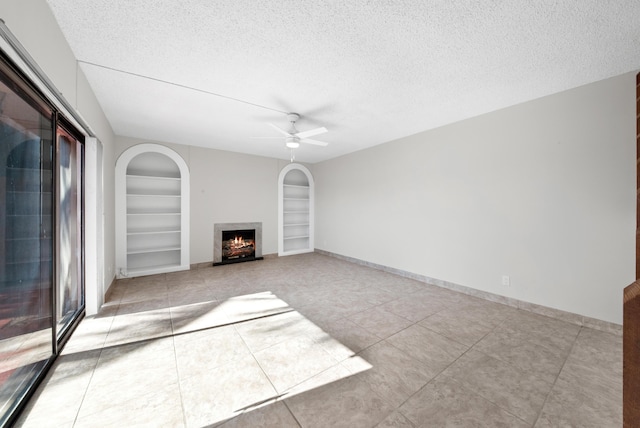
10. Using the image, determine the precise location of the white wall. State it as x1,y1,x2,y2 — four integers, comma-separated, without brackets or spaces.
315,72,636,325
116,137,306,264
2,0,117,309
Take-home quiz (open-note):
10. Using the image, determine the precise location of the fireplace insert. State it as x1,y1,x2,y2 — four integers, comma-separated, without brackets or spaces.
221,229,256,264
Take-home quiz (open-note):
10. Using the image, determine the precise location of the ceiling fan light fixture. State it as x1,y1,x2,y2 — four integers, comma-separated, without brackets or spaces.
285,136,300,149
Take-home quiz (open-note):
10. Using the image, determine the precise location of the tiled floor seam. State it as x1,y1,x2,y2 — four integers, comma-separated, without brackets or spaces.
233,306,370,426
530,325,584,427
239,325,344,399
66,345,111,427
396,354,532,428
385,316,525,427
63,306,119,427
169,334,189,428
347,304,458,355
224,343,301,426
281,400,304,428
349,318,453,422
234,323,284,416
457,347,554,425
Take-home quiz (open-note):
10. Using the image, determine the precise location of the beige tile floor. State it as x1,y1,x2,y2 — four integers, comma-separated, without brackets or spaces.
16,253,622,427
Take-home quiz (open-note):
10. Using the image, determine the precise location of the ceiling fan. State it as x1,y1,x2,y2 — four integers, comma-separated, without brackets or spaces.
264,113,330,149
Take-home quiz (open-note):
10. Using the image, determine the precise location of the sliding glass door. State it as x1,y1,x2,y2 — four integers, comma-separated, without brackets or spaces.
0,58,55,425
56,125,84,339
0,54,85,426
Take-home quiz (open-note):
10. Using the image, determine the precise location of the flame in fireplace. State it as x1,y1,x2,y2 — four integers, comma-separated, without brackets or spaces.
231,235,253,249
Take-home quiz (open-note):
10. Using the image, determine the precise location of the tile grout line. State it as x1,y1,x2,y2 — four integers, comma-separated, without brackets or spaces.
68,338,114,425
383,310,531,426
231,323,303,426
530,325,583,427
69,299,121,427
169,326,189,427
346,309,442,424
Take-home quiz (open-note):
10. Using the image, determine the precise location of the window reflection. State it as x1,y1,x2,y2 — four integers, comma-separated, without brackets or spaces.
0,75,54,422
56,129,83,337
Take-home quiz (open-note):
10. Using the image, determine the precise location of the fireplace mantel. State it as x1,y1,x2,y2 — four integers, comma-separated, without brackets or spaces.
213,222,263,264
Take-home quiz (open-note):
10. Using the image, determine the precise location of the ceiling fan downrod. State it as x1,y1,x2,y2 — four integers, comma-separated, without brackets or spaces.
287,113,301,136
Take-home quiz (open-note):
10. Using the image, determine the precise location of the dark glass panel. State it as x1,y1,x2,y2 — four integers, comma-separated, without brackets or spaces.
0,71,54,424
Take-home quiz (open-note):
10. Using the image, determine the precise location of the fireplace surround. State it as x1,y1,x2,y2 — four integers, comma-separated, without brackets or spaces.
213,222,263,265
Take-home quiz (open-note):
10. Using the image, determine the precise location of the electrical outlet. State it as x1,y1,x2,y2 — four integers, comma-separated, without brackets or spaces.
501,275,510,287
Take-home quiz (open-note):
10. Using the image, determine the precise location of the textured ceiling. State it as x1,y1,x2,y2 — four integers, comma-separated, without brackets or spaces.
44,0,640,163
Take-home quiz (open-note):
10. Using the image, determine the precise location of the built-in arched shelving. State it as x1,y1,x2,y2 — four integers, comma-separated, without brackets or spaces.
278,163,314,256
115,144,190,278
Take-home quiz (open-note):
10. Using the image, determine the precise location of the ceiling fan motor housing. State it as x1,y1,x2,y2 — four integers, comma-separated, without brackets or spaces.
287,113,300,123
286,113,300,134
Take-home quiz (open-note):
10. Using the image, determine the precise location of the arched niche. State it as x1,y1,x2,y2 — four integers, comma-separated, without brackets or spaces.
278,163,314,256
115,143,190,277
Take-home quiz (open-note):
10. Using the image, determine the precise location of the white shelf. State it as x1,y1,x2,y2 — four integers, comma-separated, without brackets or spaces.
127,211,181,215
125,263,185,277
283,184,309,189
284,235,309,240
127,228,180,235
284,223,309,227
127,174,181,181
127,193,181,197
127,246,181,255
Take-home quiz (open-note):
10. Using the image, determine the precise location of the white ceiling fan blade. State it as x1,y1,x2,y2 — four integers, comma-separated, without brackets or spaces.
296,127,328,139
268,123,292,137
301,138,329,147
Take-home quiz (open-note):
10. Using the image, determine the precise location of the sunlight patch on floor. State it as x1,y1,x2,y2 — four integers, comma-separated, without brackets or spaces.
43,291,372,427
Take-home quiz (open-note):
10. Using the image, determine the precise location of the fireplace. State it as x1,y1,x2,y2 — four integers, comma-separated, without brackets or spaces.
222,229,255,262
213,222,263,266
